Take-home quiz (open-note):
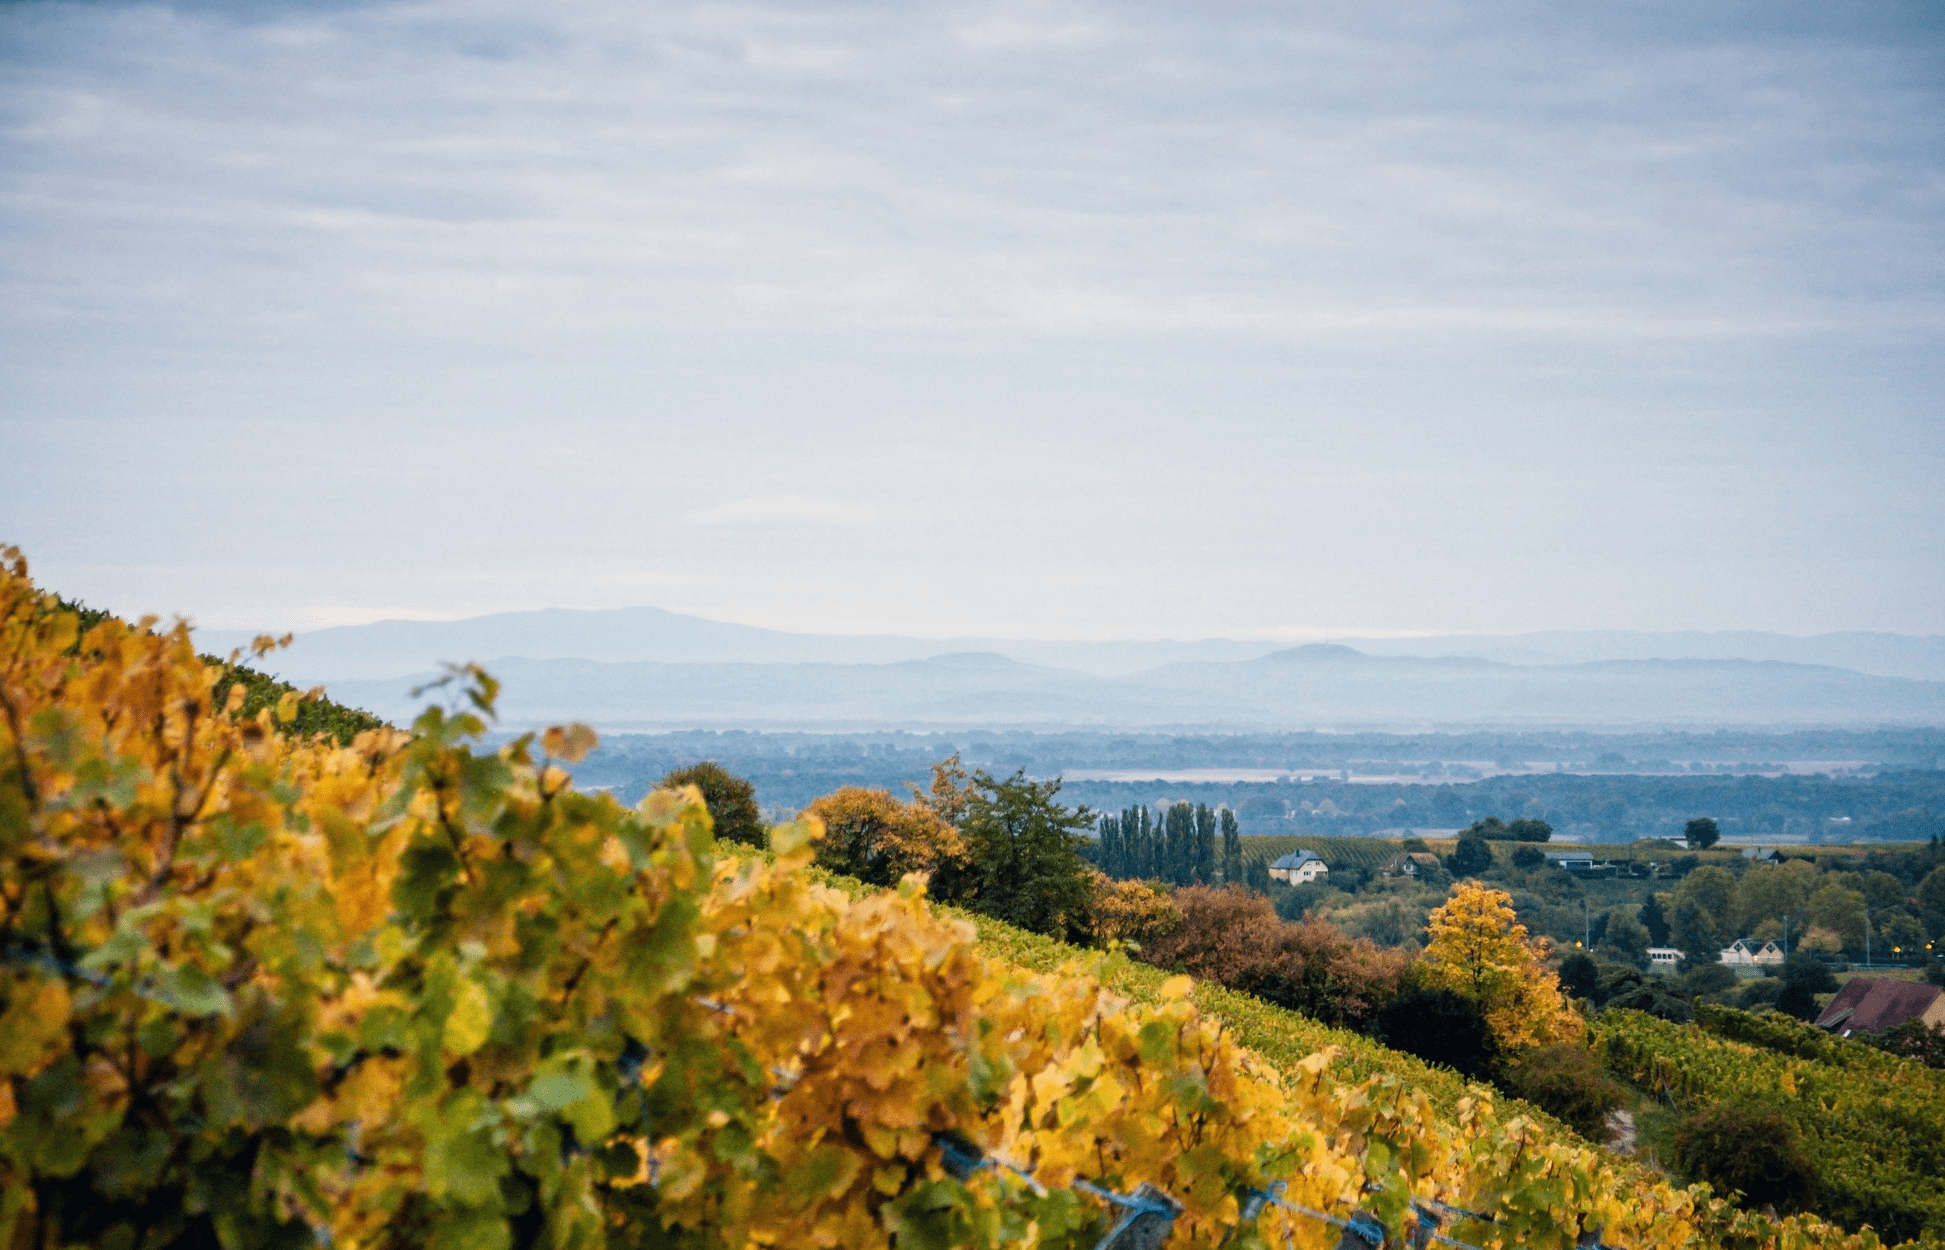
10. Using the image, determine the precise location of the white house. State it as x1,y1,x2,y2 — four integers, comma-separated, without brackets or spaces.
1268,850,1329,885
1646,947,1687,969
1718,939,1785,967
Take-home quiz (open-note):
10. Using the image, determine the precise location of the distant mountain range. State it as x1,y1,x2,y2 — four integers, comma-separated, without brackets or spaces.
1343,630,1945,682
202,603,1945,729
199,606,1277,680
202,607,1945,682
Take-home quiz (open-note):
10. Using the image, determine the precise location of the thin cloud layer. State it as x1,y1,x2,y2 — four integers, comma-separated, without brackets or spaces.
685,496,876,527
1,0,1941,637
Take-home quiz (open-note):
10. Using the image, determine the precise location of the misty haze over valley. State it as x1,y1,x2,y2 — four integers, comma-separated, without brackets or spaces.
208,607,1945,732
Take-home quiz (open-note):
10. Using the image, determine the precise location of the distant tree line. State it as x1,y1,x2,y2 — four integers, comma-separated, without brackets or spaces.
567,728,1945,842
1460,816,1554,842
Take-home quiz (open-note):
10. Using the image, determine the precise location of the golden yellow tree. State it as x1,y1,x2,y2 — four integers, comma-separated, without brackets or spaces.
1084,873,1181,947
1420,882,1582,1051
803,785,971,893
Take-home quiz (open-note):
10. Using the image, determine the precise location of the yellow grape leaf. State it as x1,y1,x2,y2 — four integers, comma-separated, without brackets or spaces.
768,817,822,856
542,723,599,763
639,787,692,826
1158,975,1194,1001
0,975,72,1076
443,979,492,1057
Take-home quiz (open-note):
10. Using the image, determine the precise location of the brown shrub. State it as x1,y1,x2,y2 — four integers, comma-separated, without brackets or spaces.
1140,886,1413,1031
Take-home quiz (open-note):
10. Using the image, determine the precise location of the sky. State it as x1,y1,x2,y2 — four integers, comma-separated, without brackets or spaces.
3,0,1943,641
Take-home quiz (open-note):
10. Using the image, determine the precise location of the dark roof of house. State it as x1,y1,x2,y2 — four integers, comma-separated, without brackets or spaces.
1815,977,1943,1035
1269,850,1325,870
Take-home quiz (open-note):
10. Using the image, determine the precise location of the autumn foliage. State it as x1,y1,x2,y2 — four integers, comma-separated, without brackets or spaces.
1084,874,1182,948
1139,887,1412,1033
1419,881,1583,1053
0,548,1905,1250
804,784,970,892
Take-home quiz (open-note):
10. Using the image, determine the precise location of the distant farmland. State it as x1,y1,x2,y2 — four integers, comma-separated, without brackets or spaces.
1237,835,1400,872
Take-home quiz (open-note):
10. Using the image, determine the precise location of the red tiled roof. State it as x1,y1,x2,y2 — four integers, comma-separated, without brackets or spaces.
1815,977,1943,1035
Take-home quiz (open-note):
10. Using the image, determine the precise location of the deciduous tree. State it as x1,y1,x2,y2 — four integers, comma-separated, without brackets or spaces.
1448,835,1493,877
1731,860,1819,938
1671,866,1736,954
1776,953,1838,1019
1558,952,1599,1000
957,769,1097,940
1141,887,1411,1032
1807,882,1868,952
1920,865,1945,915
1419,882,1582,1052
1640,892,1672,946
1192,803,1217,884
1507,818,1554,843
1163,801,1195,885
1086,874,1182,948
1604,909,1650,962
659,760,765,846
1374,985,1495,1080
1219,806,1243,885
804,785,970,896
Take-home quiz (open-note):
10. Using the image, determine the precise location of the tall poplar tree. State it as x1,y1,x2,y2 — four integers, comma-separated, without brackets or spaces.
1165,802,1195,885
1119,805,1150,879
1096,813,1123,877
1193,803,1218,884
1220,806,1243,884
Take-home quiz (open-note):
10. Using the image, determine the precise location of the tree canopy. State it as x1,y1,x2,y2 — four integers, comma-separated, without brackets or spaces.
957,769,1097,941
1684,816,1721,850
658,761,764,846
1418,882,1581,1052
803,785,969,894
1447,835,1493,877
1459,816,1553,843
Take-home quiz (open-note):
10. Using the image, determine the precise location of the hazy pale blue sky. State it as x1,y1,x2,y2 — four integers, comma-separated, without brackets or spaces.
4,0,1942,639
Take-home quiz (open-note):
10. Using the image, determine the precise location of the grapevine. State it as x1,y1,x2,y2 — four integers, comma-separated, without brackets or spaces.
1594,1007,1945,1243
0,548,1912,1250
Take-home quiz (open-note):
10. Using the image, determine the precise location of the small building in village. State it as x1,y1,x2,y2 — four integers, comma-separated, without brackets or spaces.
1718,938,1786,967
1379,851,1442,878
1815,977,1945,1039
1267,849,1330,885
1646,947,1687,969
1546,851,1618,879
